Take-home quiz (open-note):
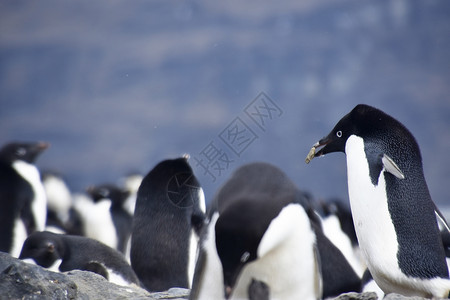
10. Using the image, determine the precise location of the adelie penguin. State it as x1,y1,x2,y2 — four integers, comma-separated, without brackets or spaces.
0,141,49,257
41,171,72,233
130,156,206,292
86,183,132,255
306,104,450,298
19,231,140,286
190,162,323,300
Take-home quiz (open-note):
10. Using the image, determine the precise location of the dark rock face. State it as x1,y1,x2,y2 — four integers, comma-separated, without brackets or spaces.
0,251,77,299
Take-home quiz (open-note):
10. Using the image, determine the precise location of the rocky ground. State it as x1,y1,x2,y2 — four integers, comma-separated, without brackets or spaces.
0,252,444,300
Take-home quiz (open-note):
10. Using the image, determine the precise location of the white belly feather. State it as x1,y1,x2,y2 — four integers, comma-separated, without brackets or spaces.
345,136,400,283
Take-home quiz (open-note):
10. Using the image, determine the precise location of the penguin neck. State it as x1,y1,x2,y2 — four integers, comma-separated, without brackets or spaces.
12,160,47,231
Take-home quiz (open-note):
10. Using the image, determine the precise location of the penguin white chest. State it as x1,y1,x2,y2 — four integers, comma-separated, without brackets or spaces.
194,213,225,300
12,161,47,231
345,136,400,280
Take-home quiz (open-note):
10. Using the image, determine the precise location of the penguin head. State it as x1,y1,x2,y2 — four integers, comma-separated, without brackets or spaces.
139,156,203,210
312,106,364,157
0,141,49,163
86,184,130,207
311,104,415,158
19,231,64,268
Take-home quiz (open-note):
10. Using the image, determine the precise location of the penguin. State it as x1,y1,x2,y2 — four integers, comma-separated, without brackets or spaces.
361,268,385,300
321,199,358,247
0,141,49,257
41,171,72,233
19,231,140,286
190,162,323,300
119,172,143,216
130,156,206,292
86,183,132,255
71,192,118,250
306,104,450,298
320,199,365,277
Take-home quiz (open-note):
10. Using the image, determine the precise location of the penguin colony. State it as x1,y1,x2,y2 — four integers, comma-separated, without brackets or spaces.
0,104,448,299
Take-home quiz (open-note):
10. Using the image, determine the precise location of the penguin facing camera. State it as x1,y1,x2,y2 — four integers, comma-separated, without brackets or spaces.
41,171,72,233
86,183,132,255
0,141,49,257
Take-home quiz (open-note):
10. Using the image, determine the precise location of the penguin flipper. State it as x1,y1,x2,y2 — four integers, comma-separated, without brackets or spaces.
188,244,206,300
382,154,405,180
84,261,109,280
434,208,450,233
313,242,323,300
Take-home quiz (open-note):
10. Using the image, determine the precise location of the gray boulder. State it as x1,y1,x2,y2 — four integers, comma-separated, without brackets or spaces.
0,251,188,299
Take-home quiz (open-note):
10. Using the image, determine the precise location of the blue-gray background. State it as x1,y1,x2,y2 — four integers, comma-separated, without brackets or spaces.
1,0,449,210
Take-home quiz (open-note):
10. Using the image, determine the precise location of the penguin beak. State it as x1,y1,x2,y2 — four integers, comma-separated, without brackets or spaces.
224,285,233,299
305,137,331,164
28,142,50,162
223,267,243,299
314,136,332,157
35,142,50,151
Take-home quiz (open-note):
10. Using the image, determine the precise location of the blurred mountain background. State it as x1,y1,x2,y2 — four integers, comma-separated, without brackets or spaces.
1,0,449,212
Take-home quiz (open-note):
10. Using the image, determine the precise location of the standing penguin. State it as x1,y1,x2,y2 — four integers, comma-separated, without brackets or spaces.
130,156,206,292
319,199,365,277
71,192,118,250
119,172,143,216
0,141,49,257
41,171,72,233
190,162,322,300
306,104,450,298
19,231,140,286
86,184,132,255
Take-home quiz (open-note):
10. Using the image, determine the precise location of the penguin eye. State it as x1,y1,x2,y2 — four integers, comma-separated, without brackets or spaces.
99,189,109,198
16,148,26,156
336,131,342,138
240,251,250,263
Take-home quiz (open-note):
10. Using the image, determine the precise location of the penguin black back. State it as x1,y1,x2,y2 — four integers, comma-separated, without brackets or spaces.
131,157,204,292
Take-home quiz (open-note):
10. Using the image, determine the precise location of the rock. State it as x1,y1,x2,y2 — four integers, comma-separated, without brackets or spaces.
0,256,78,299
328,292,378,300
384,294,430,300
0,251,188,299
